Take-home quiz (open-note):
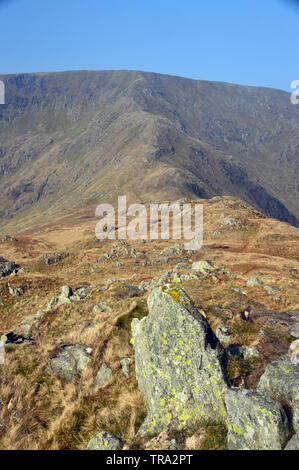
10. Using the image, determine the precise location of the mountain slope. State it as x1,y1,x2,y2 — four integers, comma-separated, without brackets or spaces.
0,70,298,231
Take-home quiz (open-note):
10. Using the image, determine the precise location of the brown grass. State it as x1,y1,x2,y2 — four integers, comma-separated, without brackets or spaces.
0,196,298,449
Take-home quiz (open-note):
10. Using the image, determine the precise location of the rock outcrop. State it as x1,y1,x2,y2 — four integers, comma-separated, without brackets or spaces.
0,257,18,278
93,364,112,390
131,285,229,436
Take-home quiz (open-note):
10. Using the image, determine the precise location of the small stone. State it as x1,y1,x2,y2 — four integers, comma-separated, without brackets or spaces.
231,288,247,296
216,324,233,345
48,345,91,381
93,301,110,313
169,439,180,450
120,358,131,378
289,339,299,365
8,286,24,297
12,410,21,422
221,216,239,227
191,260,216,275
61,285,73,298
94,364,112,390
86,431,123,450
240,346,261,359
246,277,263,287
264,285,280,295
291,323,299,339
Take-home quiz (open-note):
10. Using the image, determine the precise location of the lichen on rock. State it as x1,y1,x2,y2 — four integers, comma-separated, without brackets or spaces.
225,388,289,450
131,285,229,437
86,431,123,450
257,354,299,432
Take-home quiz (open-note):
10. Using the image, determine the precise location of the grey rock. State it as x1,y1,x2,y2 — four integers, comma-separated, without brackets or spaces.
69,294,81,302
46,286,74,311
258,329,272,341
221,216,239,227
86,431,123,450
120,358,131,378
81,322,100,337
12,410,21,422
191,260,216,275
8,286,24,297
291,323,299,339
241,346,261,359
289,339,299,365
246,277,263,287
175,262,187,270
225,388,289,450
93,301,110,313
231,288,247,296
131,285,229,437
226,345,261,359
48,344,91,381
40,252,70,265
94,364,112,390
46,296,60,311
264,285,280,295
169,438,180,450
216,324,232,345
61,285,73,299
2,234,17,243
285,434,299,450
257,354,299,432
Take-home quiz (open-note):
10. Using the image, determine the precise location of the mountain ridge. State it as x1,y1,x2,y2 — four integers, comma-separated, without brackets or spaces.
0,69,298,232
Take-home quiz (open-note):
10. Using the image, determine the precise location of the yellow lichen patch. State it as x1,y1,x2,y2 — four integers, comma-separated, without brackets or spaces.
232,424,242,435
160,284,189,306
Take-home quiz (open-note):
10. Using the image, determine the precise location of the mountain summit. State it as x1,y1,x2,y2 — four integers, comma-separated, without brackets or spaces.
0,70,298,231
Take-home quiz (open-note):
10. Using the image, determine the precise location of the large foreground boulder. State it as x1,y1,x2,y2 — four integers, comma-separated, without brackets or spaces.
131,285,229,437
225,388,289,450
257,354,299,432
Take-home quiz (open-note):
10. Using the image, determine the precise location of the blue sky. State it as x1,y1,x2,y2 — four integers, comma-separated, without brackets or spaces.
0,0,298,91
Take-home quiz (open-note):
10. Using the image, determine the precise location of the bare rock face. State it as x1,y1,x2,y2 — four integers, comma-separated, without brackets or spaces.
257,354,299,432
225,388,289,450
131,285,229,437
0,257,18,278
